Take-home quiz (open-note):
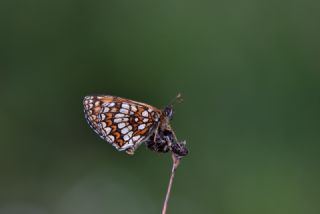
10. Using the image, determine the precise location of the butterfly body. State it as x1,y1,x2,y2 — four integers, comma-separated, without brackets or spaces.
83,95,187,156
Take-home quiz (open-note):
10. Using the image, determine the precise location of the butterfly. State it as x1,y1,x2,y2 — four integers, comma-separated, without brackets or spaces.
83,95,188,156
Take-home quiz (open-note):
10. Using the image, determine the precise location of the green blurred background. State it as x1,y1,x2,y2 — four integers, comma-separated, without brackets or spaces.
1,0,320,213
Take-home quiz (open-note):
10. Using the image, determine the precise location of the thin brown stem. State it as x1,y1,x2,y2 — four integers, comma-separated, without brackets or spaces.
162,153,181,214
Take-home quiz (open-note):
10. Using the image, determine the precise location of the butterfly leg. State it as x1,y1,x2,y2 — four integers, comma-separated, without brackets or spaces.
125,148,135,155
146,130,170,153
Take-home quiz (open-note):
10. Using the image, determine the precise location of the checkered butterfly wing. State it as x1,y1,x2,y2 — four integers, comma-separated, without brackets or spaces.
83,96,162,154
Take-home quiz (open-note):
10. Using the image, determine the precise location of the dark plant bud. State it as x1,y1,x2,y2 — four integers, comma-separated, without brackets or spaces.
171,142,188,157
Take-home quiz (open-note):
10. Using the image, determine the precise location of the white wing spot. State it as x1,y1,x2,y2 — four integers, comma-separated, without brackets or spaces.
122,103,130,109
114,118,121,123
102,107,109,113
100,114,106,120
142,110,148,117
101,122,106,128
105,127,111,135
131,105,137,112
106,135,115,142
123,134,130,141
120,108,129,114
132,135,140,141
118,123,126,129
121,127,129,134
107,103,115,107
115,113,125,118
134,118,139,122
127,125,132,130
128,131,133,138
121,143,133,150
114,118,128,123
143,118,149,123
138,124,146,130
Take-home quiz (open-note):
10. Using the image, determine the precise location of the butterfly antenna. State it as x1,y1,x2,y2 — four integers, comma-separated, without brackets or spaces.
168,93,183,107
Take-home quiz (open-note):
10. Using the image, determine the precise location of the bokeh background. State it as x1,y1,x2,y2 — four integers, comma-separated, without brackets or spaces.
1,0,320,213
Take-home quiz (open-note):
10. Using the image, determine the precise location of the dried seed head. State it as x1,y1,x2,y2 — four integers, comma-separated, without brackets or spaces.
171,141,188,157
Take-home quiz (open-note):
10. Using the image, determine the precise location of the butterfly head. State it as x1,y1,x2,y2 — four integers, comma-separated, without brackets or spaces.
163,106,174,120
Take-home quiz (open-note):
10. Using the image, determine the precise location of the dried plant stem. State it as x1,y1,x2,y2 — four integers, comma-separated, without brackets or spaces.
162,153,181,214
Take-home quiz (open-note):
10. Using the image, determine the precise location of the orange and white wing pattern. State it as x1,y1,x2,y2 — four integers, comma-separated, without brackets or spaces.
83,95,162,154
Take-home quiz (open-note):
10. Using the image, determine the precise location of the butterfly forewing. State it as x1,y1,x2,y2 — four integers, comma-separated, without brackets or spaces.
83,95,162,154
